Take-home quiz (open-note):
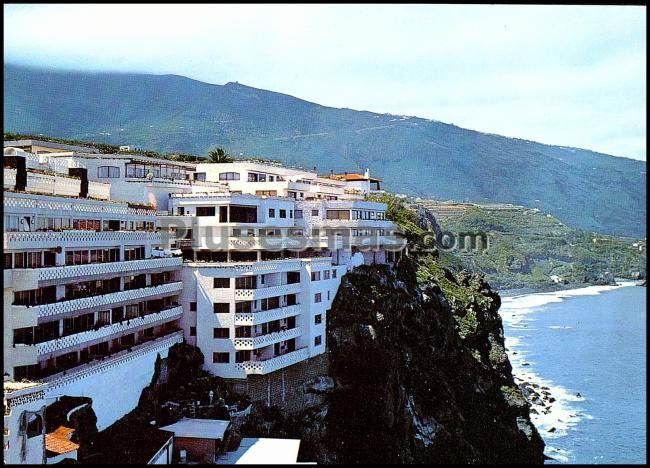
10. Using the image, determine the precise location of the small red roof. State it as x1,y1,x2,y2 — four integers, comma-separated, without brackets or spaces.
327,173,382,182
45,426,79,455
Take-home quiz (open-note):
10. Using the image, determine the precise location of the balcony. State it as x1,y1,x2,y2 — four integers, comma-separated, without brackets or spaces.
234,282,301,300
41,331,184,389
25,171,81,197
233,327,301,350
4,230,172,250
234,304,301,326
87,180,111,200
36,257,182,282
235,347,310,375
35,306,183,356
12,282,183,320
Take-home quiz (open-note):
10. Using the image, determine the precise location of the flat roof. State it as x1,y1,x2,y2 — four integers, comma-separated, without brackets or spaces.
215,438,302,464
160,418,230,440
4,139,101,154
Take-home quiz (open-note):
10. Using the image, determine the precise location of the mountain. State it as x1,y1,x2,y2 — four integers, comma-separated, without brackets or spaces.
4,63,646,237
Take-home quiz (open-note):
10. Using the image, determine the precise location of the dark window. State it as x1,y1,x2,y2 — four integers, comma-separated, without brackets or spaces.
219,206,228,222
196,206,216,217
332,269,337,278
235,276,256,289
311,209,319,216
213,328,230,338
235,350,251,363
295,210,303,219
189,327,196,336
214,278,230,288
314,293,322,303
279,209,286,218
314,335,322,346
268,208,275,218
97,166,120,178
214,303,230,314
326,210,350,220
311,271,321,281
213,352,230,363
229,206,257,223
315,314,322,325
189,302,197,311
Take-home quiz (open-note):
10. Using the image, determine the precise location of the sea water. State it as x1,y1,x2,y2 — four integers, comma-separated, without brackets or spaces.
500,282,646,464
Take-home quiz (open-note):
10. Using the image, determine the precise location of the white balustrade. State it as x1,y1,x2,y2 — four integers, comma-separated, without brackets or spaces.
235,347,310,374
234,304,301,326
37,257,182,282
4,168,17,189
87,180,111,200
30,282,183,319
36,306,182,355
42,331,183,389
233,282,301,300
4,230,172,250
4,192,157,217
233,327,301,350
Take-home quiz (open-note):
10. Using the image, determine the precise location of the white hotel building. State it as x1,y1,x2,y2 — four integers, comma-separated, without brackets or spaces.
3,140,405,462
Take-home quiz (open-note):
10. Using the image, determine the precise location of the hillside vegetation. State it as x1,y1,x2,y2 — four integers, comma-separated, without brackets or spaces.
416,201,646,290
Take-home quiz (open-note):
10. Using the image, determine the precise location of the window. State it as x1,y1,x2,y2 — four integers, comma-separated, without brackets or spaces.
213,303,230,314
213,352,230,363
314,335,322,346
312,228,320,237
235,276,256,290
311,271,321,281
327,291,331,300
256,190,277,196
98,166,120,178
190,302,197,311
290,210,293,218
295,210,303,219
323,270,331,280
194,172,206,182
235,301,253,313
311,209,319,216
314,293,322,303
332,269,337,278
190,327,196,336
214,278,230,288
213,328,230,338
261,296,280,311
326,210,350,220
219,172,240,181
279,209,287,218
235,350,251,363
315,314,322,325
268,208,275,218
196,206,216,217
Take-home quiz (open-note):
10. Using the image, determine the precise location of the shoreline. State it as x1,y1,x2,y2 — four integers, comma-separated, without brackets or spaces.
498,278,643,298
499,280,639,463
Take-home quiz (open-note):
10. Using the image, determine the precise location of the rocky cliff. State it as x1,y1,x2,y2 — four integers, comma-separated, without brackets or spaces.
242,257,545,464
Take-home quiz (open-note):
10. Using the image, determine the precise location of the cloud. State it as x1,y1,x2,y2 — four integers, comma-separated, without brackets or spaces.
3,4,646,160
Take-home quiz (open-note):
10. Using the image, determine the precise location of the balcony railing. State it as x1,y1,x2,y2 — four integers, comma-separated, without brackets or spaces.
233,327,301,350
235,347,310,374
41,331,183,389
35,306,183,356
234,282,301,300
4,230,172,250
14,282,183,319
234,304,301,326
36,257,182,282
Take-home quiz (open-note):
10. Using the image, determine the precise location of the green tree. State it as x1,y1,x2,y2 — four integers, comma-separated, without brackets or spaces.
207,148,233,163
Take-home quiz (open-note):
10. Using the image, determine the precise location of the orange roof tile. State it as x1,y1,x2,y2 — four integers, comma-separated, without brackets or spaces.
45,426,79,455
327,173,382,182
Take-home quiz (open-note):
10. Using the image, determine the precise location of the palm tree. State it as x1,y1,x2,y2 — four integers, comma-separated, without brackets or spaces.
207,148,234,163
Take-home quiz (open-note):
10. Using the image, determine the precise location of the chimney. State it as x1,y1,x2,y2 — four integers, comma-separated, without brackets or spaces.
364,168,370,179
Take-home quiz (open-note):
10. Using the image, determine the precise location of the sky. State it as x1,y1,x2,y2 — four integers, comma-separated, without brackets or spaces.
3,4,647,160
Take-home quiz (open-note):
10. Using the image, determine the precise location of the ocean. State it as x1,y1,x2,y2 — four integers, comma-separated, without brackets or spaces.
500,282,646,464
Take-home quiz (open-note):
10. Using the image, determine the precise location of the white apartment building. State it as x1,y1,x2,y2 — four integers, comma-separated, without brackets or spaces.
3,142,406,462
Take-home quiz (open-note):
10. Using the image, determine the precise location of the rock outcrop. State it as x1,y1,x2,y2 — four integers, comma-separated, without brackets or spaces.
245,257,545,464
